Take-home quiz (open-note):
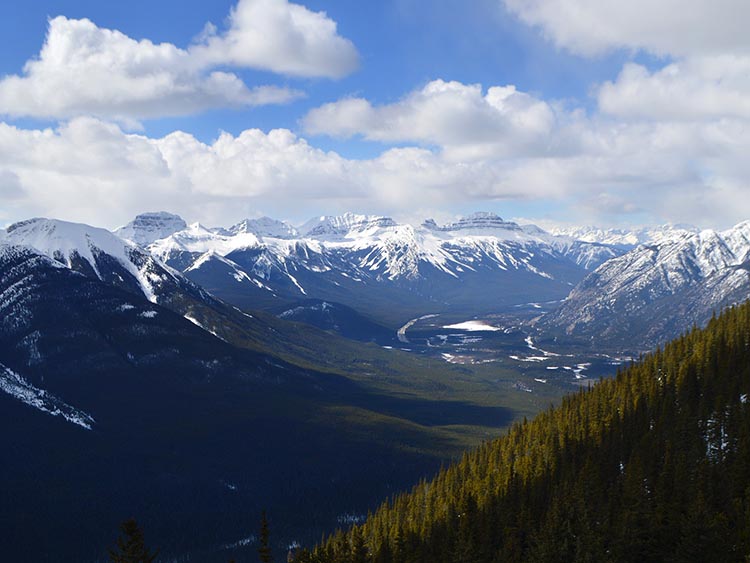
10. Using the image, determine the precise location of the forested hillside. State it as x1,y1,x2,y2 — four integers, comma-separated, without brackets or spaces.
300,303,750,563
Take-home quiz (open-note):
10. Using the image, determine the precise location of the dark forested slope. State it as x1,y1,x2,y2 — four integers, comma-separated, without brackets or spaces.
302,303,750,563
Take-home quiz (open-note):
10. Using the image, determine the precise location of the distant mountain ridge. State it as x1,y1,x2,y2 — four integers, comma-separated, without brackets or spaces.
549,223,698,249
6,212,739,351
118,211,624,325
115,211,188,246
539,221,750,351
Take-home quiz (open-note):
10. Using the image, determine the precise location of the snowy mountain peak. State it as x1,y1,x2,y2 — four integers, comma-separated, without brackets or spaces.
429,212,523,233
301,213,398,238
7,218,137,271
519,224,549,237
229,216,299,239
721,221,750,261
149,222,261,263
465,211,504,221
115,211,188,246
4,217,181,303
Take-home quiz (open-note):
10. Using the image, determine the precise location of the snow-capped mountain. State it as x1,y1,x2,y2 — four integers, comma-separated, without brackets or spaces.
0,217,280,348
3,217,220,312
115,211,188,246
0,241,268,429
148,211,621,283
143,211,622,324
539,221,750,351
550,224,698,249
6,217,175,302
424,211,527,234
228,216,299,239
300,213,398,238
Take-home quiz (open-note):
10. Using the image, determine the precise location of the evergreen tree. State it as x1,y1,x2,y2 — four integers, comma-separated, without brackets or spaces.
258,510,274,563
350,526,369,563
109,519,158,563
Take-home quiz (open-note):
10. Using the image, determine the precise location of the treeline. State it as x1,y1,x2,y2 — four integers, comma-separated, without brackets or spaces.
296,303,750,562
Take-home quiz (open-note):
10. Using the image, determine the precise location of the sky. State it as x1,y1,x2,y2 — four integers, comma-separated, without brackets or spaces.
1,0,750,230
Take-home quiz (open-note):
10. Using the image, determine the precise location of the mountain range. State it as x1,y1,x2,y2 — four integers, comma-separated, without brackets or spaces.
112,210,750,353
2,210,750,560
115,211,620,327
5,210,749,354
0,215,533,562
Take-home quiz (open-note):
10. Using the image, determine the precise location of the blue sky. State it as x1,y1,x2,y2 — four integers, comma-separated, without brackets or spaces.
0,0,636,143
0,0,749,229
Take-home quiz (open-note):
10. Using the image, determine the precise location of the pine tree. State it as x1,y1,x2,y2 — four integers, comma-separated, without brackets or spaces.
350,526,369,563
109,519,158,563
258,510,274,563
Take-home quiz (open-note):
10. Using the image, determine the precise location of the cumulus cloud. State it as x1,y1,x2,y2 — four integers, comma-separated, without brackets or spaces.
0,0,358,122
0,118,365,226
2,112,750,229
303,79,556,160
298,74,750,227
502,0,750,58
598,56,750,120
0,170,25,199
0,16,246,122
192,0,359,78
156,127,357,199
501,0,750,125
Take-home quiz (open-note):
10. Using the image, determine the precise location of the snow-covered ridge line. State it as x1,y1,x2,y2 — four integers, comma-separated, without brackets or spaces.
539,220,750,349
3,217,186,304
549,224,699,248
1,212,710,302
136,211,642,285
0,363,95,430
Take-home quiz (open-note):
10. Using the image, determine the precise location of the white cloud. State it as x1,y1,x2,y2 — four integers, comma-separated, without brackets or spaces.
598,56,750,120
295,76,750,228
2,112,750,230
0,118,365,226
0,169,24,199
502,0,750,58
156,127,357,199
501,0,750,127
192,0,359,78
303,79,556,160
0,0,358,122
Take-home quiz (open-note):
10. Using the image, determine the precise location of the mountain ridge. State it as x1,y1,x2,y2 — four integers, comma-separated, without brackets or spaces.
538,220,750,352
114,211,630,325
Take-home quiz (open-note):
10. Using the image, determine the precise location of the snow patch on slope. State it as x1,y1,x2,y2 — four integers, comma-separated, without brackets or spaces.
0,363,95,430
229,217,299,239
